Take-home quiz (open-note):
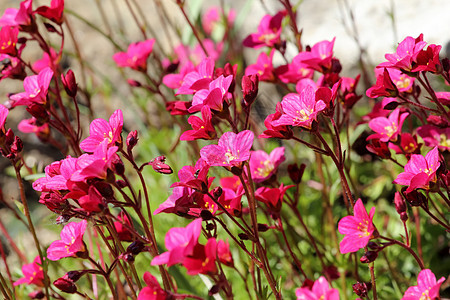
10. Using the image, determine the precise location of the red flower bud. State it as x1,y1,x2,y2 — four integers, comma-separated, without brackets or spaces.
61,70,77,97
394,192,406,214
287,163,306,184
360,251,378,263
149,156,173,174
241,74,259,106
53,278,77,294
126,130,138,152
353,282,369,297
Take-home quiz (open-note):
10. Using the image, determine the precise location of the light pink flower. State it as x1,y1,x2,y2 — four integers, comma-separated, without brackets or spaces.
202,7,236,35
47,220,87,260
80,109,123,152
14,256,44,286
242,11,286,48
272,85,326,129
113,39,155,71
200,130,254,167
338,199,375,254
151,218,202,267
402,269,445,300
393,146,440,193
9,67,53,107
367,108,409,142
176,57,214,95
295,276,340,300
188,75,233,113
249,147,285,182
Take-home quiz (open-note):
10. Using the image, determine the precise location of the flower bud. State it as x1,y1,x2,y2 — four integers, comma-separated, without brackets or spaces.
287,163,306,184
54,278,77,294
257,223,270,232
353,282,369,297
394,192,406,214
367,241,381,251
28,290,45,299
61,70,77,97
66,271,85,282
127,241,146,255
402,188,426,206
360,251,378,263
126,130,139,152
212,186,223,199
241,74,259,106
26,103,49,125
127,79,142,87
200,209,214,221
238,233,250,240
149,155,173,174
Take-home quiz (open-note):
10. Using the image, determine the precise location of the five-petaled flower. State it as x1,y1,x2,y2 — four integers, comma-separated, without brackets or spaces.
113,39,155,71
393,146,440,193
47,220,88,261
367,108,409,142
401,269,445,300
14,256,44,286
242,11,286,49
338,199,376,254
9,67,54,107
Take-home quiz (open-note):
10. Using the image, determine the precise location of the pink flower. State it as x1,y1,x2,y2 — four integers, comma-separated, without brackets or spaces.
200,130,254,167
373,67,414,92
0,0,33,27
151,218,202,267
296,38,336,72
32,48,59,73
0,104,9,130
243,11,286,48
0,54,25,81
379,34,427,71
259,103,293,139
9,67,54,107
202,7,236,35
47,220,88,260
35,0,64,25
417,125,450,151
402,269,445,300
14,256,44,286
393,146,440,193
181,106,216,141
255,183,293,213
295,276,340,300
245,50,275,82
338,199,376,254
80,109,123,152
0,26,18,56
176,57,214,95
366,68,398,98
412,44,442,73
367,108,409,142
188,75,232,113
276,53,314,84
17,117,50,139
272,85,326,130
183,238,217,275
249,147,285,182
113,39,155,71
137,272,168,300
162,61,195,90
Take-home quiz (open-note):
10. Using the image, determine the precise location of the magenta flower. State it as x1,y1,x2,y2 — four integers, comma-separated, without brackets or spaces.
183,238,217,275
79,109,123,152
379,34,427,71
393,146,440,193
188,75,233,113
113,39,155,71
338,199,376,254
176,57,214,95
255,183,293,213
260,103,293,139
0,0,33,27
32,48,59,73
367,108,409,142
417,125,450,151
277,53,313,84
272,85,326,130
35,0,64,25
296,38,336,72
180,106,216,141
163,61,195,90
372,67,414,92
245,50,276,82
243,11,286,48
0,54,25,81
249,147,285,183
9,67,54,107
200,130,254,167
137,272,168,300
402,269,445,300
295,276,340,300
14,256,44,286
0,104,9,131
151,218,202,267
18,117,50,139
0,26,18,56
47,220,88,261
366,68,398,98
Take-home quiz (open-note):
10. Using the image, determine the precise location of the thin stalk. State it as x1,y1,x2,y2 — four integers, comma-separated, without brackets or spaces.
177,3,209,56
380,235,425,269
88,257,118,300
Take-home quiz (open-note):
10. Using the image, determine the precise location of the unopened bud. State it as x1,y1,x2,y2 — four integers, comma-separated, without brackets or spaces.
287,163,306,184
149,156,173,174
28,290,45,299
360,251,378,263
126,130,138,152
402,188,426,207
241,74,259,106
66,271,84,282
367,241,381,251
394,192,406,214
127,79,142,87
238,233,250,240
44,23,57,33
205,223,215,231
212,186,223,199
200,209,214,221
127,241,146,255
53,278,77,294
11,135,23,154
123,253,134,262
257,223,270,232
208,284,220,296
353,282,369,298
26,103,49,125
61,70,77,97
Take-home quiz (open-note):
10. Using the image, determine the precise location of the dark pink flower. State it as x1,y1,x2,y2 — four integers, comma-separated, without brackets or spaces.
259,103,293,139
388,133,421,157
412,44,442,73
188,75,233,113
137,272,168,300
379,34,427,71
17,117,50,140
162,61,195,90
272,85,326,130
183,238,217,275
394,146,440,193
47,220,87,260
14,256,44,286
35,0,64,25
151,218,202,266
113,39,155,71
113,212,133,242
276,53,314,84
243,11,286,48
249,147,285,183
338,199,375,254
367,108,409,142
0,26,18,56
9,67,53,107
0,104,9,131
0,54,25,81
296,38,336,72
295,276,339,300
402,269,445,300
255,183,293,213
245,50,276,82
366,68,398,98
373,67,414,93
200,130,254,167
79,109,123,152
217,239,233,266
417,125,450,151
32,48,59,73
181,107,216,141
0,0,33,27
